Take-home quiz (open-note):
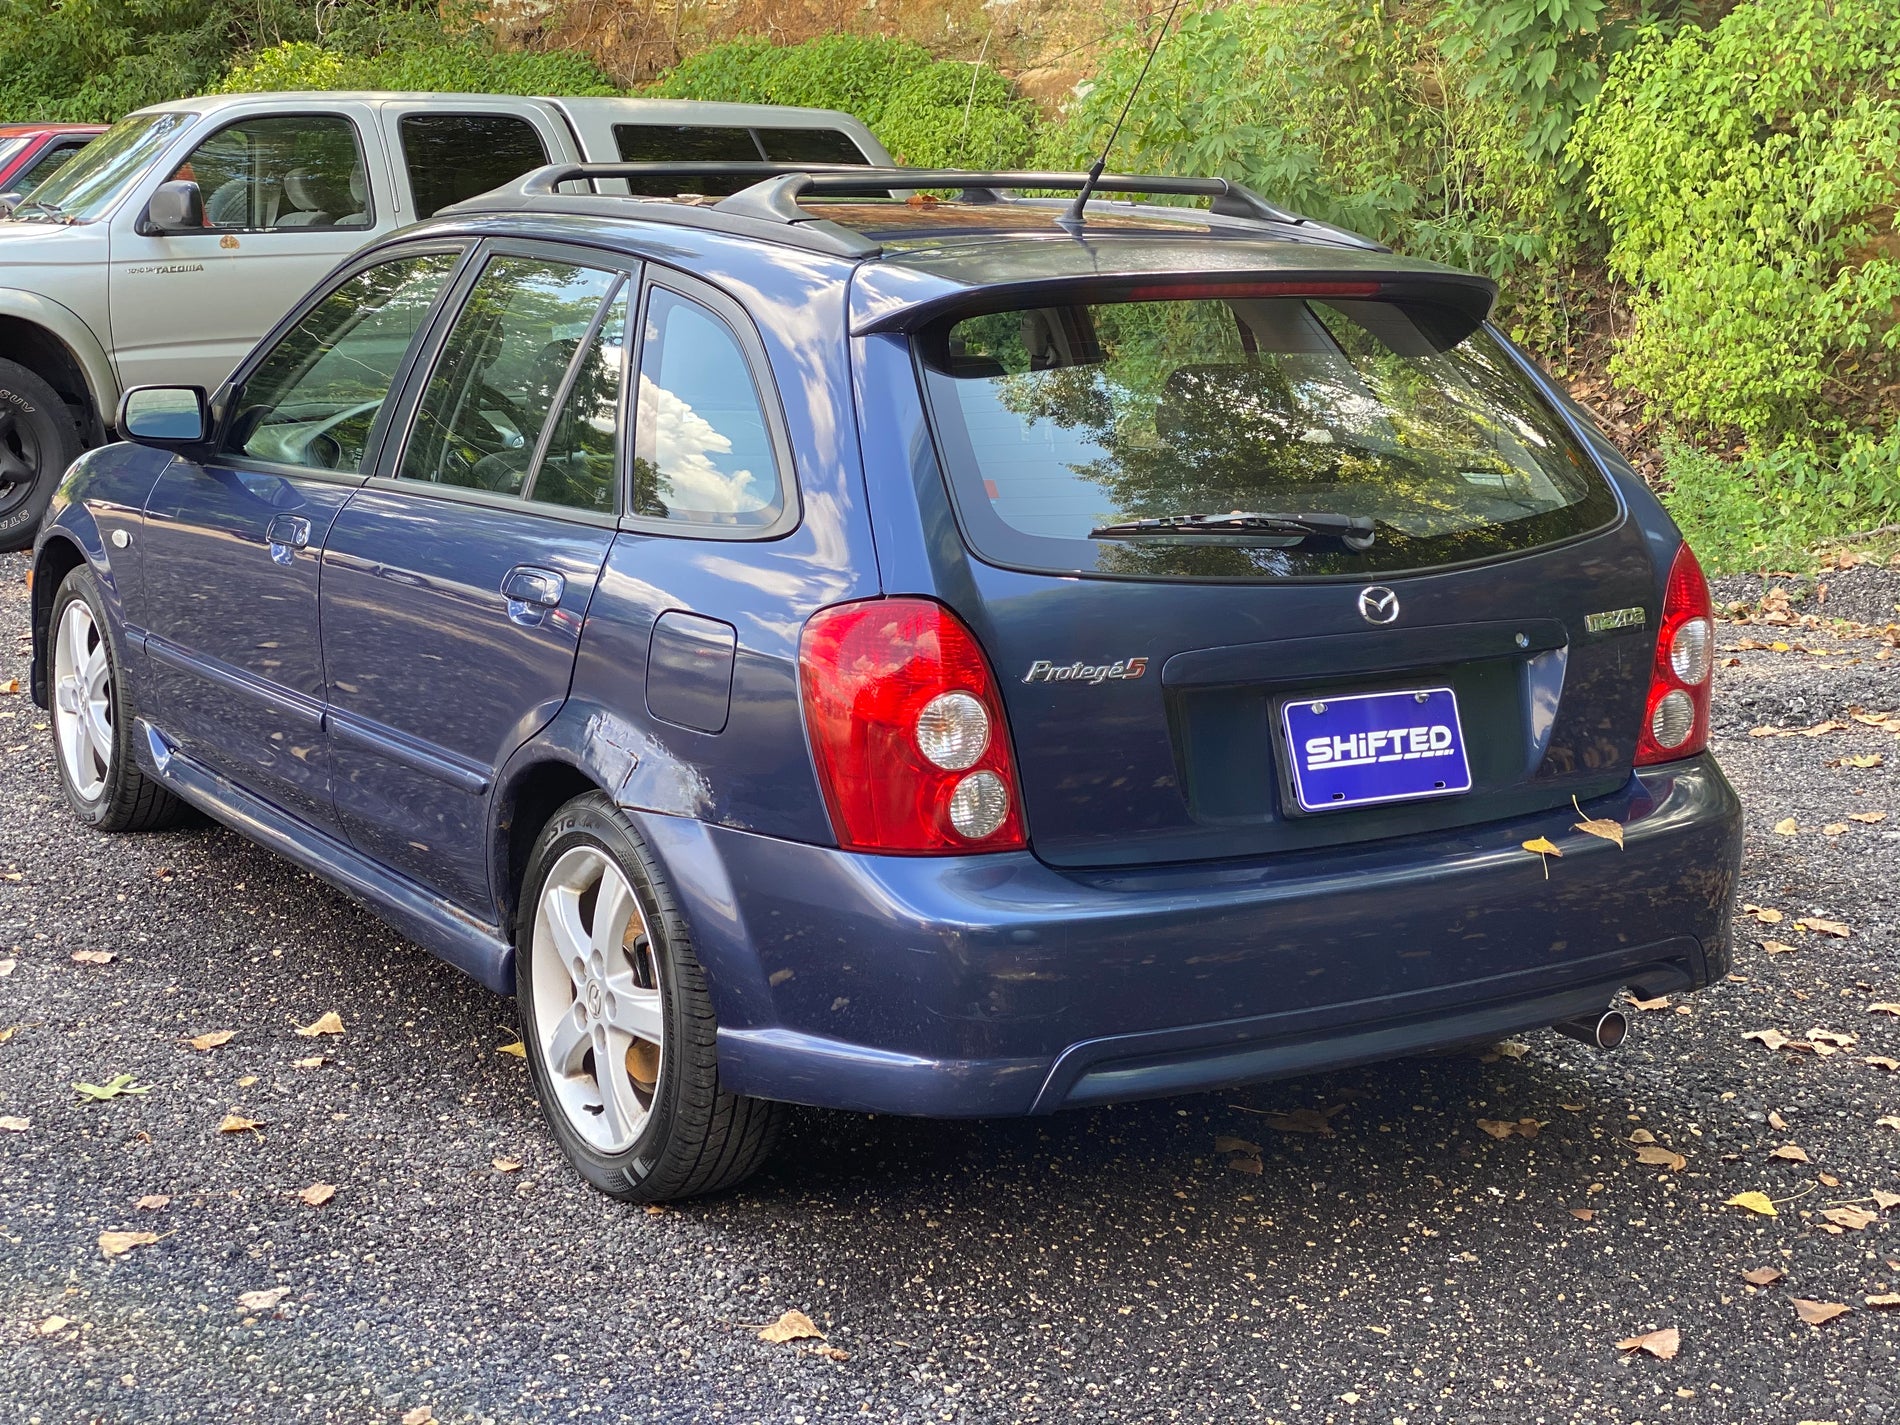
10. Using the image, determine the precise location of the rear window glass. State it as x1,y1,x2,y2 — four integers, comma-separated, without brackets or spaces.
755,127,868,164
920,294,1617,579
615,125,759,195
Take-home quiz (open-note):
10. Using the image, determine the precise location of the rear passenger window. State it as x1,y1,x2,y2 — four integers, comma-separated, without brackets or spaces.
754,128,868,165
400,114,549,219
614,125,759,196
399,255,620,501
173,114,368,231
631,286,782,529
529,286,630,514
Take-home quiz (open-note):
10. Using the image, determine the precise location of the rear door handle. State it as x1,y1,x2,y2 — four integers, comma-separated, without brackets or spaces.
265,514,311,565
502,565,565,609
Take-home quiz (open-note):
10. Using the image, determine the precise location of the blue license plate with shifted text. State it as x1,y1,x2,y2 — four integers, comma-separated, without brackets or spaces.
1281,687,1473,813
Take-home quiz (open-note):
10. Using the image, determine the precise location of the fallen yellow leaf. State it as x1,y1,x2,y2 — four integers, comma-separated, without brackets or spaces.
1726,1191,1778,1217
292,1055,325,1069
1866,1293,1900,1308
38,1315,68,1334
492,1157,522,1173
1745,905,1784,923
1213,1135,1262,1155
1769,1144,1809,1162
298,1183,335,1207
1848,811,1887,823
217,1113,263,1134
1773,817,1800,835
496,1040,527,1059
1741,1266,1784,1286
236,1286,291,1312
1868,1003,1900,1017
0,1116,28,1132
1874,1189,1900,1211
1478,1118,1544,1140
758,1309,825,1344
293,1011,344,1038
1762,940,1798,955
134,1194,169,1211
1797,918,1850,938
401,1408,435,1425
70,950,114,965
186,1030,234,1052
1573,817,1625,848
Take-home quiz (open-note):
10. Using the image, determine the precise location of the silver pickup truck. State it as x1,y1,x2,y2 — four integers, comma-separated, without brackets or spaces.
0,90,890,549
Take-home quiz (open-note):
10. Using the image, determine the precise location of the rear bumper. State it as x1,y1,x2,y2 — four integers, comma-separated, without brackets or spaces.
632,754,1741,1117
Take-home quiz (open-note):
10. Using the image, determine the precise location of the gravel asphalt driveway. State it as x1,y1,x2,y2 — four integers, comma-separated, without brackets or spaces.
3,548,1899,1425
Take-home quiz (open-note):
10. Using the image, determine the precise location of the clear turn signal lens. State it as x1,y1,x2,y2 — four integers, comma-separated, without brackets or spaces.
1649,688,1695,748
1668,616,1713,686
947,770,1010,840
915,691,991,770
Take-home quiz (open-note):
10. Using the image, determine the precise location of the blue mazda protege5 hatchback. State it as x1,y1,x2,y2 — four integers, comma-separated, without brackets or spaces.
30,162,1743,1200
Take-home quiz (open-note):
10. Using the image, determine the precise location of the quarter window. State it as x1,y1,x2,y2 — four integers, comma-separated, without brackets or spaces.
400,114,549,219
632,287,782,528
399,255,621,501
228,251,459,470
174,114,369,231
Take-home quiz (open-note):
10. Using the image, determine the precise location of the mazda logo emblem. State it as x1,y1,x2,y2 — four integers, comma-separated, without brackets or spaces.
1357,586,1400,625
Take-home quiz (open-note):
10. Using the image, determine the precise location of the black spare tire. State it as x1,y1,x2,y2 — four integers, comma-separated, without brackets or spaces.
0,357,82,552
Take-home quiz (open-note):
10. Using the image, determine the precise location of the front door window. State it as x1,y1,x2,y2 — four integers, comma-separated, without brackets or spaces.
173,114,369,231
228,252,460,471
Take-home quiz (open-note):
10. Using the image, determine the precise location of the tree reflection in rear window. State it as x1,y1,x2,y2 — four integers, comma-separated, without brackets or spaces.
918,294,1619,579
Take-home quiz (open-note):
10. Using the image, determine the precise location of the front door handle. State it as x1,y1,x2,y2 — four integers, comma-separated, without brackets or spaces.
502,565,565,610
265,514,311,565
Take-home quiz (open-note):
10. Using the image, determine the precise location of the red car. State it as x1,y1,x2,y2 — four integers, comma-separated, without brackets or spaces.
0,123,104,202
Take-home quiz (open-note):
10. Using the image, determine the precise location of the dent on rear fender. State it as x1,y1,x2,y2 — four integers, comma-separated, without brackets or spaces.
528,701,716,820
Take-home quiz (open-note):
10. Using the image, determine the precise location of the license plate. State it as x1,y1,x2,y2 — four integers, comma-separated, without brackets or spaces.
1281,687,1473,813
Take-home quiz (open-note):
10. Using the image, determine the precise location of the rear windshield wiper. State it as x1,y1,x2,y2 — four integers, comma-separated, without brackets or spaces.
1088,510,1376,551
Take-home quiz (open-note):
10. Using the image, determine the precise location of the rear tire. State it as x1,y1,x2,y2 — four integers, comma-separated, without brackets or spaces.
514,792,784,1202
47,566,185,832
0,358,81,553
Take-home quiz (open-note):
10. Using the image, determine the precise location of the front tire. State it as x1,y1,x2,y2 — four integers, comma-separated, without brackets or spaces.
47,566,184,831
0,358,82,553
515,793,784,1202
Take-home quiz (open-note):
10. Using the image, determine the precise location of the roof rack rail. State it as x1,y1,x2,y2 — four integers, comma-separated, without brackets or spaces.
515,162,1307,228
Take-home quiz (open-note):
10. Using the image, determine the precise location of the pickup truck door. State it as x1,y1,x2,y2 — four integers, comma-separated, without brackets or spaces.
373,100,574,226
107,102,398,395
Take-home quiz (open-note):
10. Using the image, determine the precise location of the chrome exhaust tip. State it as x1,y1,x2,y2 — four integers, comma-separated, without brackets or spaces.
1552,1008,1629,1050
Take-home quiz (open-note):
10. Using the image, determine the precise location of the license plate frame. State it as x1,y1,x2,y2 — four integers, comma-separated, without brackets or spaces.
1280,686,1473,813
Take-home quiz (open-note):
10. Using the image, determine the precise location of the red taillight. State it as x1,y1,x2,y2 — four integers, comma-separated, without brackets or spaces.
1634,543,1714,766
798,598,1026,854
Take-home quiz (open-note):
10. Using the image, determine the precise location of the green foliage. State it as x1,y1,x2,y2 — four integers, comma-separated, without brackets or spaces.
878,63,1035,168
1573,0,1900,440
1661,429,1900,572
648,34,1031,167
0,0,324,122
217,7,615,97
1035,2,1580,324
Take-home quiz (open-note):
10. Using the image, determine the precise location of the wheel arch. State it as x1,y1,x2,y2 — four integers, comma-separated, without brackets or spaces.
28,527,97,706
0,297,115,443
491,751,609,940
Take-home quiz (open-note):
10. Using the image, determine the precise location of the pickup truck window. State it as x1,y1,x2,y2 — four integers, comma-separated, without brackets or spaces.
400,114,549,220
11,138,92,200
613,123,870,195
20,111,191,223
175,114,368,231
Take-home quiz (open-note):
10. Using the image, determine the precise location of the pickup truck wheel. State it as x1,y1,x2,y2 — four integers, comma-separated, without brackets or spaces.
48,565,185,831
0,358,81,553
515,792,785,1202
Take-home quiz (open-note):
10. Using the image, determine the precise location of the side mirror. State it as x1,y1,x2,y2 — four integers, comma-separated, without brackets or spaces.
119,386,211,452
141,179,204,234
0,192,20,220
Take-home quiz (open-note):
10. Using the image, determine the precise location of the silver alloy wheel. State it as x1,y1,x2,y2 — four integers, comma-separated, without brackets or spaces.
52,598,111,802
530,844,666,1153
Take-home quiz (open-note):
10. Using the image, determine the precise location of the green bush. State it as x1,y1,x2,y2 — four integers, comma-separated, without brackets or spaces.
1572,0,1900,440
217,8,615,97
647,34,1031,168
878,63,1034,169
1661,430,1900,573
1035,2,1580,323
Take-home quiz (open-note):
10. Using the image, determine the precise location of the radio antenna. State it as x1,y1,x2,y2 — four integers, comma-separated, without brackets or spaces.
1059,0,1186,233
